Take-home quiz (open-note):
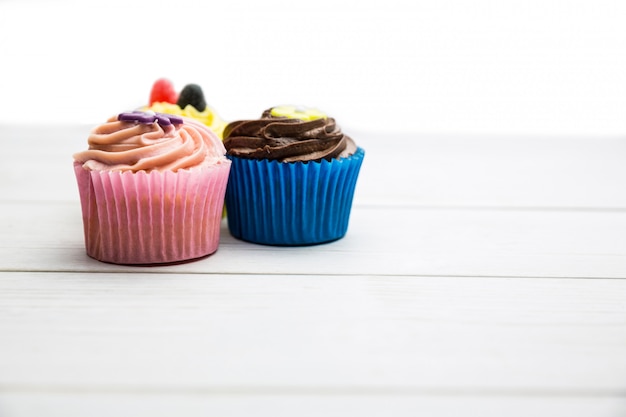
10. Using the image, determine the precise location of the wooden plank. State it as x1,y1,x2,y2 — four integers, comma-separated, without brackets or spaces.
0,392,624,417
1,272,625,391
1,201,625,278
2,125,626,209
355,131,626,210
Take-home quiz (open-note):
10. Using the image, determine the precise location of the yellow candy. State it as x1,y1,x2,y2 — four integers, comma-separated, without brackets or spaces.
270,105,327,121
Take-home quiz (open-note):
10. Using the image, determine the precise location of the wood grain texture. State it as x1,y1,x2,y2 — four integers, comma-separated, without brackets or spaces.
1,272,625,391
2,125,626,209
1,393,625,417
1,201,625,278
2,123,626,416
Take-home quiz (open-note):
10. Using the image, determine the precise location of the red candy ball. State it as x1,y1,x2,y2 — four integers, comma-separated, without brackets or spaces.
149,78,179,106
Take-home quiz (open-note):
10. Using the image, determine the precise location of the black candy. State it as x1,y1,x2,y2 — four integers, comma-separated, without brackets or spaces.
177,84,207,112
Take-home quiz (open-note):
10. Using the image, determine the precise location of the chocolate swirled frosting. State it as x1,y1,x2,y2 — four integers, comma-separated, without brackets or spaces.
223,107,357,163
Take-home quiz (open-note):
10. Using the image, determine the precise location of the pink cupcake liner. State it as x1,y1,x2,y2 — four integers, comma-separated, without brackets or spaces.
74,161,231,265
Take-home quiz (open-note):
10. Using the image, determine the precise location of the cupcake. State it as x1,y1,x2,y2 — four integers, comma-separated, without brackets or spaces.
223,105,365,246
73,111,231,264
144,78,227,138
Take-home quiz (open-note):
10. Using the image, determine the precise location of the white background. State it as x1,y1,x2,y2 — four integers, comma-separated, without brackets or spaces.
0,0,624,136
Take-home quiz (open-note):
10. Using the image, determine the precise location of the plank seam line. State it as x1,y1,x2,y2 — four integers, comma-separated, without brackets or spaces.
1,270,625,280
3,200,626,213
0,385,625,398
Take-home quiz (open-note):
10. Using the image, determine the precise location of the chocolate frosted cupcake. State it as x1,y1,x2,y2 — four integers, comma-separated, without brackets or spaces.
223,105,365,245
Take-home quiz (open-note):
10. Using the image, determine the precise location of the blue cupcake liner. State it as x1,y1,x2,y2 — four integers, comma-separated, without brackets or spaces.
225,147,365,246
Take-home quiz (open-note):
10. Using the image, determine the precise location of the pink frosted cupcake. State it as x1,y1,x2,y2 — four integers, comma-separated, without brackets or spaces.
73,111,231,265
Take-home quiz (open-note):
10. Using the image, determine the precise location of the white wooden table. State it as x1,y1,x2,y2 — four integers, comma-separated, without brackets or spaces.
1,124,625,417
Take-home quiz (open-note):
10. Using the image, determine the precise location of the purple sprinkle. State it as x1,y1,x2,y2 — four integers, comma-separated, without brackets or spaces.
118,111,184,128
155,114,172,126
119,112,155,124
167,114,184,125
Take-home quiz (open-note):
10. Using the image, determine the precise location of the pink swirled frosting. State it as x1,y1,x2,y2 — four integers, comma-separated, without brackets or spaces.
73,113,227,172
